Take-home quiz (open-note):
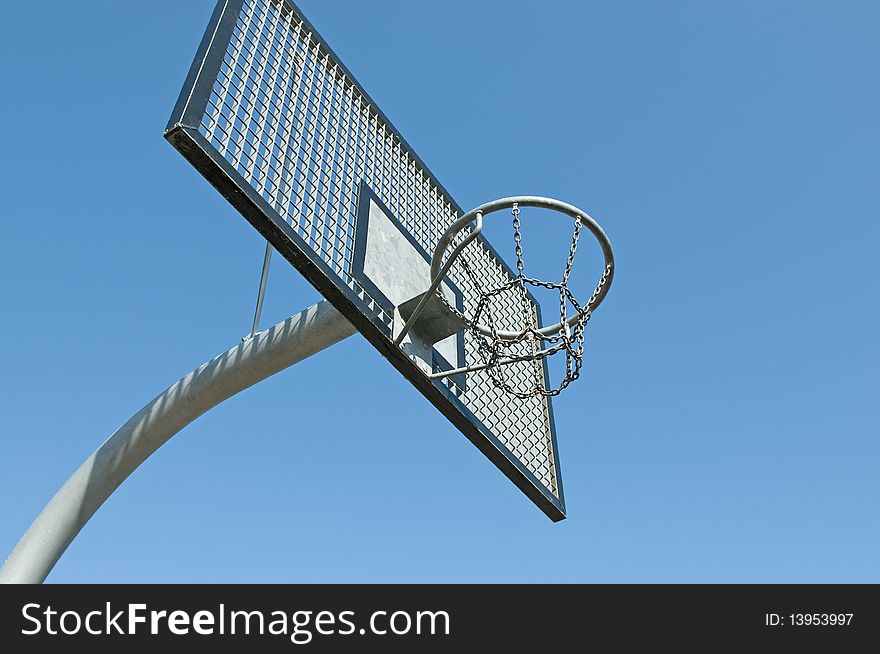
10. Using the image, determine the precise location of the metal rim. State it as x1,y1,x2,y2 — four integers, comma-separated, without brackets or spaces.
430,196,615,340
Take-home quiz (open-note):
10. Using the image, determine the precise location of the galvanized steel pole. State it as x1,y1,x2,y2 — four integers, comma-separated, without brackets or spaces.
0,301,354,584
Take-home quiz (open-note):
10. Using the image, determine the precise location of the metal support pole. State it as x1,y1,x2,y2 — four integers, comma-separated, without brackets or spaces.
0,301,355,584
249,241,273,339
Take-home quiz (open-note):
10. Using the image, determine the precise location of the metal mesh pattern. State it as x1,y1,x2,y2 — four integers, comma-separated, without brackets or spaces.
196,0,558,494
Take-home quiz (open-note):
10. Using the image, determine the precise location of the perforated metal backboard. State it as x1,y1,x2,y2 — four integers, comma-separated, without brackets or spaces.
166,0,566,520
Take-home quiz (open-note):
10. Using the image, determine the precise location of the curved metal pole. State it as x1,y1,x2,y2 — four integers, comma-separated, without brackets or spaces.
0,300,355,584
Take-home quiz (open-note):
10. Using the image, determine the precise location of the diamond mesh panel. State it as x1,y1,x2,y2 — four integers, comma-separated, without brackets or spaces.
191,0,558,496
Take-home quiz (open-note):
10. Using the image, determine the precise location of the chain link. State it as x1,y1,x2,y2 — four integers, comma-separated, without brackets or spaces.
512,202,525,277
510,203,544,392
561,216,581,285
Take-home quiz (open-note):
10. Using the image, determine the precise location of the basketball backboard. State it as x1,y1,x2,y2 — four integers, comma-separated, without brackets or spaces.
166,0,567,520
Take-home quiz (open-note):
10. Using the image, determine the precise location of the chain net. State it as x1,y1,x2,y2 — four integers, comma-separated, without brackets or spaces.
455,204,611,399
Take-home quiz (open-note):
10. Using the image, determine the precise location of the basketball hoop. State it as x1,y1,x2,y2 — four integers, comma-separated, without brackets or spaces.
396,196,615,398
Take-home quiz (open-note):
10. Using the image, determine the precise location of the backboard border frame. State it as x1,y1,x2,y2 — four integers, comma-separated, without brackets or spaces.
164,0,566,521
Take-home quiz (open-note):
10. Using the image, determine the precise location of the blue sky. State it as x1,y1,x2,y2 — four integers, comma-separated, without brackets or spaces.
1,0,878,582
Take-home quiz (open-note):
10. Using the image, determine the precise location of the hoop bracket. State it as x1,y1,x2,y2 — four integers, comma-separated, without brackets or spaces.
392,210,484,347
398,291,468,346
